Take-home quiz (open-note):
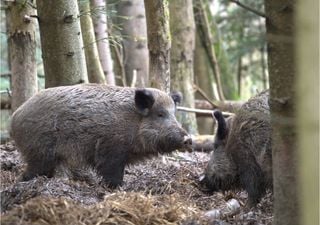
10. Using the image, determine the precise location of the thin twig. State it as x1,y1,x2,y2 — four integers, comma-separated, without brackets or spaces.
229,0,266,18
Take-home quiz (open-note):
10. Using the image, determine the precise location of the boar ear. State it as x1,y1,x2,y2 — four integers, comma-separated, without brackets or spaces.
135,89,155,116
213,110,228,140
170,91,182,105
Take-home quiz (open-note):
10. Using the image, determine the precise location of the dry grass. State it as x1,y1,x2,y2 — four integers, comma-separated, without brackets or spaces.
2,192,202,225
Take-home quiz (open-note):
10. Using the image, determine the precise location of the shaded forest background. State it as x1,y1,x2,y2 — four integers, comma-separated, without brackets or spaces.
0,0,268,137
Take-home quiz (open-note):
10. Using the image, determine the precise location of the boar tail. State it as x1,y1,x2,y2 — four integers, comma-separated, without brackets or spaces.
213,110,228,140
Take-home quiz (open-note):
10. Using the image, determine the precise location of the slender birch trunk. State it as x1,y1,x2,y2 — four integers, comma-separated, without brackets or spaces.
117,0,149,87
91,0,115,85
79,0,106,84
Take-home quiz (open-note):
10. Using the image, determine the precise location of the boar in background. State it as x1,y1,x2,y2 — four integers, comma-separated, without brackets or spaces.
200,90,272,207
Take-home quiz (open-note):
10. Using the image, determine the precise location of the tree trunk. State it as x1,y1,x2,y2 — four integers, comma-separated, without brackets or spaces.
5,4,12,95
169,0,198,135
296,0,319,224
37,0,88,88
193,0,225,101
110,42,127,86
79,0,106,84
260,45,268,90
208,5,237,100
117,0,149,87
237,57,242,97
194,31,215,134
91,0,115,85
259,18,268,91
144,0,171,92
5,5,11,73
7,1,38,112
216,43,237,100
265,1,298,225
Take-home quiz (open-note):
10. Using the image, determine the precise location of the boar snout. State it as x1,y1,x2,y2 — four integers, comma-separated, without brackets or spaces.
182,135,193,151
173,131,192,152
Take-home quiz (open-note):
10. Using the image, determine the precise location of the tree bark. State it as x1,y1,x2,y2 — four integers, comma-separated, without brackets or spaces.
37,0,88,88
79,0,106,84
91,0,115,85
7,1,38,112
117,0,149,87
144,0,171,92
169,0,198,135
296,0,319,224
265,1,298,225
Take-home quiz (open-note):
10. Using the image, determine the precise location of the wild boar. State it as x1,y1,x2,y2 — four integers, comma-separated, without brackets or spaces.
200,90,272,207
10,84,192,187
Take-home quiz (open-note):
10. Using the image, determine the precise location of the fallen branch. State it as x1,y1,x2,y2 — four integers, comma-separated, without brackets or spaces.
194,99,244,113
177,106,234,117
192,135,214,152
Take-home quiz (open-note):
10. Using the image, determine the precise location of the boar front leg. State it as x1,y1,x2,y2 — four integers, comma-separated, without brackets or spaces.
94,145,128,188
20,149,56,181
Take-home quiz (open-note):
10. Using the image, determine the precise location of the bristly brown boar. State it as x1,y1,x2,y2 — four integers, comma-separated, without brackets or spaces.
200,90,272,207
10,84,192,188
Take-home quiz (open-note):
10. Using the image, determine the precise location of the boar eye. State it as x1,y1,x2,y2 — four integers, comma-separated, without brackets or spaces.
158,112,165,118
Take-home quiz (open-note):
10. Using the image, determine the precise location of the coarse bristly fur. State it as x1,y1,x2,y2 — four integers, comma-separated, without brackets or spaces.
200,90,272,207
10,84,192,188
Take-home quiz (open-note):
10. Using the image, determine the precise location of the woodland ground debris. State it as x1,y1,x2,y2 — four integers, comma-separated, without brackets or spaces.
0,141,273,225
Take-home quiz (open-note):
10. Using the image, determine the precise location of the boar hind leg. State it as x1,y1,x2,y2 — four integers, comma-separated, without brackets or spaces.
238,159,266,207
21,152,56,181
95,147,127,188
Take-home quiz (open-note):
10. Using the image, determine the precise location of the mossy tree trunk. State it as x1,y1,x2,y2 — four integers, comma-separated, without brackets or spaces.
37,0,88,88
117,0,149,87
7,1,38,112
144,0,171,92
265,1,298,225
91,0,115,85
79,0,106,84
296,0,319,224
169,0,198,135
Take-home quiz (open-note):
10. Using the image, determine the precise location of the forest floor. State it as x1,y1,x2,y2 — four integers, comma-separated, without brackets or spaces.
0,142,273,225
